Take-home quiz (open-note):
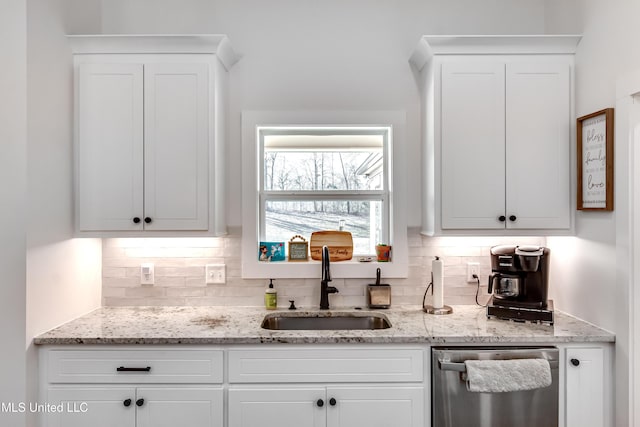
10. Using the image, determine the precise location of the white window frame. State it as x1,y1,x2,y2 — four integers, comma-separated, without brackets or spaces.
242,111,408,279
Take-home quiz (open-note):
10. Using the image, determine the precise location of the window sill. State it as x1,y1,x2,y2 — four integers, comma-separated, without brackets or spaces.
241,258,409,279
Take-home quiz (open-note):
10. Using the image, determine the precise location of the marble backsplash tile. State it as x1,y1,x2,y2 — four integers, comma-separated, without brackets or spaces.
102,231,545,308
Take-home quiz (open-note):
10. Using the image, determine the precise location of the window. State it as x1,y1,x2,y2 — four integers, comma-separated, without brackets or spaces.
242,111,407,279
260,127,389,256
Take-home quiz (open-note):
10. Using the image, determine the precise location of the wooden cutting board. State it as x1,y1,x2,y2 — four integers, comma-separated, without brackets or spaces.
310,231,353,261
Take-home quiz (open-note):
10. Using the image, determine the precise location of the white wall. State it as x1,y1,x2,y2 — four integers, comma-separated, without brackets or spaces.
0,0,28,425
97,0,548,230
544,0,640,425
25,0,102,337
25,0,103,424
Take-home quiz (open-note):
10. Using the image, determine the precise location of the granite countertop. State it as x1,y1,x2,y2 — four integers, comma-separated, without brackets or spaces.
33,305,614,345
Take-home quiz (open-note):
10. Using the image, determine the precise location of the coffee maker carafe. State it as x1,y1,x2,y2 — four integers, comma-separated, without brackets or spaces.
487,245,554,324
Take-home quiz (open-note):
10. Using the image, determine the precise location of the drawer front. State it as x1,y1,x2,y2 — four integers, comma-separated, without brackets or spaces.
48,349,223,384
228,348,423,383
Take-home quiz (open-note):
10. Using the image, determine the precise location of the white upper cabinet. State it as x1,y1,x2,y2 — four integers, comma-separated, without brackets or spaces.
71,35,238,235
78,63,144,232
440,62,506,229
143,63,210,231
411,35,580,234
505,62,571,229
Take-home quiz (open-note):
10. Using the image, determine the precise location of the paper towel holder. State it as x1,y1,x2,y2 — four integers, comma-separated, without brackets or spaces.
423,256,453,315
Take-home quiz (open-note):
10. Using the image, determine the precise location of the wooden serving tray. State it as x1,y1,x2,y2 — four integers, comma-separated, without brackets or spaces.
309,231,353,261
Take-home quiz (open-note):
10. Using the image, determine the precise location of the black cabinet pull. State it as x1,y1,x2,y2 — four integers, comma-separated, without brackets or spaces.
570,358,580,367
316,399,324,407
117,366,151,372
144,217,152,224
133,217,141,224
329,398,337,406
123,399,132,407
509,215,517,222
498,215,506,222
136,398,144,407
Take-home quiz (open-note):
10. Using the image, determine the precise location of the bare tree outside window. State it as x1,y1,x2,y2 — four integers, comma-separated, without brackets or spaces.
260,128,388,255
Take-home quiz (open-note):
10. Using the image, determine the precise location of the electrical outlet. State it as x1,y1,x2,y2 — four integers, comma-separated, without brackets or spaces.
467,262,480,283
206,264,226,284
140,263,154,285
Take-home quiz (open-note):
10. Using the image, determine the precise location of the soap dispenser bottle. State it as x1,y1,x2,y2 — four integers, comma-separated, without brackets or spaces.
265,279,277,310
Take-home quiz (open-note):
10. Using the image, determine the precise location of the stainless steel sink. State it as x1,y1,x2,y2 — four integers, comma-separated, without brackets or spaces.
261,312,391,330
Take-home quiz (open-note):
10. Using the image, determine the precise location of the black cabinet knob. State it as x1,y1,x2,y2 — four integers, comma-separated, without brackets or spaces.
144,217,152,224
316,399,324,407
570,358,580,367
509,215,517,222
123,399,132,407
136,398,144,407
498,215,506,222
133,217,141,224
329,398,337,406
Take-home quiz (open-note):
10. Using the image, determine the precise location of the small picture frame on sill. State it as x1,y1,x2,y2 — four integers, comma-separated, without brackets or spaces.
288,235,308,262
259,242,285,262
577,108,614,211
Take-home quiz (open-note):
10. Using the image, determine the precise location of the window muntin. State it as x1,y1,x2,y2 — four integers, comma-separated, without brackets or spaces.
258,127,390,256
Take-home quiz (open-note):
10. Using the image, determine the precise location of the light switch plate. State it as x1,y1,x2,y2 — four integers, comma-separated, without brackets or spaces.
206,264,226,284
140,263,154,285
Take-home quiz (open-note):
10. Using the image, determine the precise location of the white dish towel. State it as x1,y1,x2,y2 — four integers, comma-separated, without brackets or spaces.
464,358,552,393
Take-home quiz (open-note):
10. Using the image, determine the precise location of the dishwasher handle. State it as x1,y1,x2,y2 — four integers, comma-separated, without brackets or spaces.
438,359,559,372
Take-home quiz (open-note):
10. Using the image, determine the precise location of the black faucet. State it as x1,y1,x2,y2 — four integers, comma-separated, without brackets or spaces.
320,245,339,309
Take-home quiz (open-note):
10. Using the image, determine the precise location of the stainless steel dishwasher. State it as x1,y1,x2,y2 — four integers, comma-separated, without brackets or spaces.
432,347,559,427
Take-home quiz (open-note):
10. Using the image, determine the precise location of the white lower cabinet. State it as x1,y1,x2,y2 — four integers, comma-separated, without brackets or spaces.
228,387,326,427
47,387,135,427
47,387,222,427
228,386,424,427
328,386,423,427
40,348,224,427
565,346,607,427
39,343,613,427
227,346,426,427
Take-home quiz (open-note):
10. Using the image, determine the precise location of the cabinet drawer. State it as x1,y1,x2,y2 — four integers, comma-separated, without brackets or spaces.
47,349,223,384
228,348,423,383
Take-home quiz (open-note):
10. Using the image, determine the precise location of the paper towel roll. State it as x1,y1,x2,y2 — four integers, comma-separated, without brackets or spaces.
432,257,444,309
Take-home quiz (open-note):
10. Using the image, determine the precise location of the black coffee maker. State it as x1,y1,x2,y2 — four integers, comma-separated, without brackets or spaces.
486,245,554,324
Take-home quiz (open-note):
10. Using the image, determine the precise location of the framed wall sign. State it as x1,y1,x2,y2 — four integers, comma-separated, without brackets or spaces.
288,235,309,261
577,108,614,211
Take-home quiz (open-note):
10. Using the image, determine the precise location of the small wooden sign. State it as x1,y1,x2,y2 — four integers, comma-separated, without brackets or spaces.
577,108,614,211
288,235,309,261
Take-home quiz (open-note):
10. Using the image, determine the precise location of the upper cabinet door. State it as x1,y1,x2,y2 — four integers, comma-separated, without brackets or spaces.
78,63,144,231
505,63,571,229
440,62,506,229
143,63,210,231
